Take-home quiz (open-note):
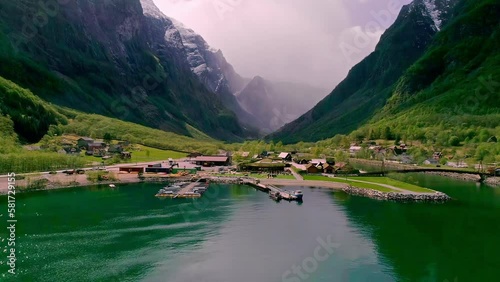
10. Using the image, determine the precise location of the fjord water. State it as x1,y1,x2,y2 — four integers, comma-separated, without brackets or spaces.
1,175,499,282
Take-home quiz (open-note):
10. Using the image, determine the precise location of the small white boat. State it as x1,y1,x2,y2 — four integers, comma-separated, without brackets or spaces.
109,184,116,188
293,190,303,200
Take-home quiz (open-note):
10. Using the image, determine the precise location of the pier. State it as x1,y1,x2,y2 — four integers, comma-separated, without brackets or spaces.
155,180,208,198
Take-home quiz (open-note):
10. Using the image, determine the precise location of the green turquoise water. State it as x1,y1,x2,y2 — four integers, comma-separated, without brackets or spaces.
0,174,499,281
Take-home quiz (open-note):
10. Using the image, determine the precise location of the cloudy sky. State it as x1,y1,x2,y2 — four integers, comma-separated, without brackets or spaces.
153,0,413,90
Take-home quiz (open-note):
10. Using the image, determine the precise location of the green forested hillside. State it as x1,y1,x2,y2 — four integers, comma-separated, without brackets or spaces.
0,76,67,142
355,0,500,144
269,0,445,143
0,0,245,141
270,0,499,145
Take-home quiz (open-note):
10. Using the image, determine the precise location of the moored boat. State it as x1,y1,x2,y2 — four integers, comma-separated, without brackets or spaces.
293,190,303,200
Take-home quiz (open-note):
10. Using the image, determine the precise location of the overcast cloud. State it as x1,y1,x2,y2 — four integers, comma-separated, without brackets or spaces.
153,0,413,90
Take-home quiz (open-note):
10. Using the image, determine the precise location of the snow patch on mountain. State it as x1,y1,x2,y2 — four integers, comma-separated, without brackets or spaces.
423,0,442,30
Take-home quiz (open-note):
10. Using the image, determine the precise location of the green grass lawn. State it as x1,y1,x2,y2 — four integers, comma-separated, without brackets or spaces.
350,177,435,193
303,175,396,193
130,146,186,163
304,175,436,193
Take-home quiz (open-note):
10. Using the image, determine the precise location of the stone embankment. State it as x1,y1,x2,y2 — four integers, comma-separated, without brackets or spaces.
424,171,481,182
342,186,451,202
484,177,500,187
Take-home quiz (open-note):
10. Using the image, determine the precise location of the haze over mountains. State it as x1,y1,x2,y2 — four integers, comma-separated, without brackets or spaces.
141,0,328,133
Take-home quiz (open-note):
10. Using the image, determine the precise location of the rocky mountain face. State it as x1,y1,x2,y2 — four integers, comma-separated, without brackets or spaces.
0,0,246,141
141,1,327,135
139,1,259,131
269,0,460,143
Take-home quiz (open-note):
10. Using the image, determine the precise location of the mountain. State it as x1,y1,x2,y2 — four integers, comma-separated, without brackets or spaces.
141,2,328,135
0,0,246,141
364,0,500,142
140,1,260,132
269,0,460,143
237,76,327,133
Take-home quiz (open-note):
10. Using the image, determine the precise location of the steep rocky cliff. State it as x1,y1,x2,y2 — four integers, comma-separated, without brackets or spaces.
0,0,245,141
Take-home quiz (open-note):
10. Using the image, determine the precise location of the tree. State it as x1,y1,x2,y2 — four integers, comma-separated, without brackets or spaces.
103,132,113,144
449,136,461,146
335,150,349,162
383,126,393,140
474,145,490,172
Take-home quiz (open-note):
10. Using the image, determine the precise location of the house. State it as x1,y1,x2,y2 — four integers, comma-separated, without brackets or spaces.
433,152,443,160
424,159,439,165
86,142,106,152
193,156,230,166
305,164,320,174
77,137,94,149
294,159,309,165
240,152,250,158
278,152,292,161
108,144,123,154
311,159,327,166
349,146,362,154
323,164,334,174
334,162,347,171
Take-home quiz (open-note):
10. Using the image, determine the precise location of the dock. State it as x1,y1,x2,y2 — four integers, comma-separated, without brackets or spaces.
244,180,301,202
267,185,298,201
155,180,208,199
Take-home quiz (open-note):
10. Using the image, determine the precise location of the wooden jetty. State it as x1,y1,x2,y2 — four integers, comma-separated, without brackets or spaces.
245,181,301,202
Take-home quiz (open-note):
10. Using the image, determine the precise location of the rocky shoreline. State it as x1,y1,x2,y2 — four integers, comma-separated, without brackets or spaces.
342,186,451,202
484,177,500,187
424,171,481,182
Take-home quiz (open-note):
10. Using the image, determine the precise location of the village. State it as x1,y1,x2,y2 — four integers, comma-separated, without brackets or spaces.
3,133,498,196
